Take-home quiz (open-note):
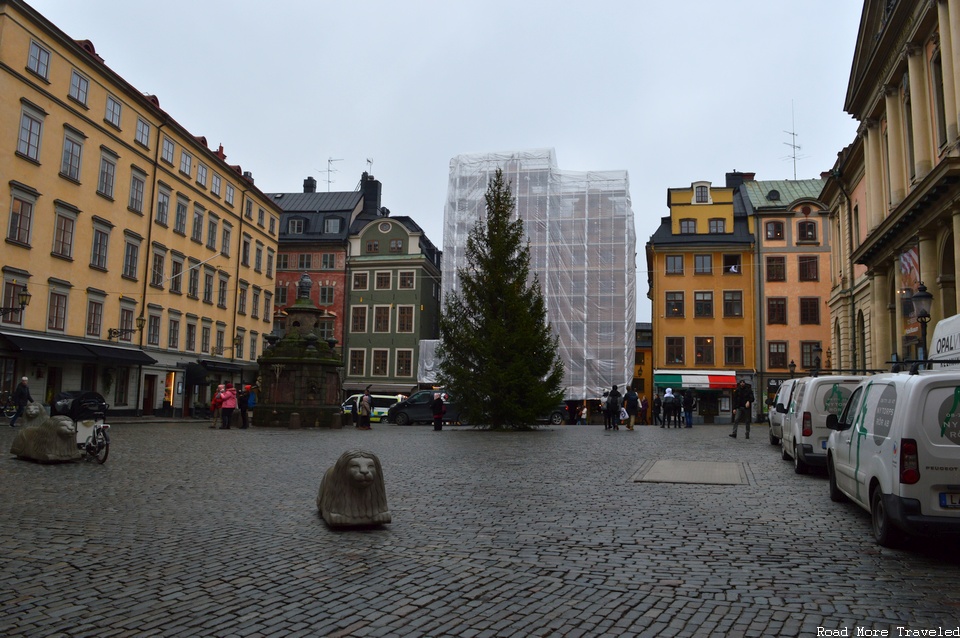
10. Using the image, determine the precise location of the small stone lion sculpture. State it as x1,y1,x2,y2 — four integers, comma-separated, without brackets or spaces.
317,449,391,528
10,404,81,463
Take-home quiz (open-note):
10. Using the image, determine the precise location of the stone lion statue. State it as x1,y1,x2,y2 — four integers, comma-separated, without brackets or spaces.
10,404,81,463
317,449,391,528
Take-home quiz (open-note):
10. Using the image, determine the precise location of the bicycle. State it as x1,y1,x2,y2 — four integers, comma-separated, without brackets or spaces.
0,391,16,419
51,391,111,464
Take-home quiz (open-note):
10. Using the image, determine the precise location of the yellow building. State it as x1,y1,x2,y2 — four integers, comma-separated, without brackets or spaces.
645,175,755,423
822,1,960,371
0,0,280,415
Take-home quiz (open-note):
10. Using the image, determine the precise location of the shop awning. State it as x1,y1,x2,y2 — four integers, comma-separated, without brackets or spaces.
1,333,97,361
653,370,737,390
197,358,245,373
84,343,157,365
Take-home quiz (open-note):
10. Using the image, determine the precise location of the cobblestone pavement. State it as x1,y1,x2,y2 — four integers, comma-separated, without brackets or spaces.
2,420,960,638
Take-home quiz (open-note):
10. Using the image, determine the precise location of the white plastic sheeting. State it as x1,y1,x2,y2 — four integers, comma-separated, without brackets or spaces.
418,339,440,386
442,149,636,400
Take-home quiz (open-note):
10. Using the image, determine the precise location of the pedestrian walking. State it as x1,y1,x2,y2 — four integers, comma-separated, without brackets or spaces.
682,389,696,428
358,390,372,430
219,382,237,429
577,401,587,425
9,376,33,428
432,392,445,431
623,386,639,430
238,384,256,429
662,388,679,428
730,380,754,439
604,385,622,430
209,384,225,429
652,393,662,426
639,395,649,425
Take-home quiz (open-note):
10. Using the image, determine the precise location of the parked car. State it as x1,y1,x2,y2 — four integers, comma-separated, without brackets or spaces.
538,404,569,425
340,394,399,423
826,367,960,546
387,389,461,425
768,378,798,445
780,375,864,474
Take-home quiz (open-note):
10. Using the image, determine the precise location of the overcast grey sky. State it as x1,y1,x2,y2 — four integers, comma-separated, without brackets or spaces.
28,0,864,322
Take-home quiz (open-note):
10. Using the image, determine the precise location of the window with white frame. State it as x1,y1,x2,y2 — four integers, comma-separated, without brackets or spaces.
203,272,213,303
196,163,208,187
48,290,67,332
251,289,260,319
97,152,117,198
321,253,336,269
60,128,83,181
86,299,104,336
161,136,174,164
90,224,110,269
201,325,211,354
396,350,413,377
105,96,123,128
318,286,334,305
167,317,180,349
374,306,390,332
324,217,341,233
211,173,221,196
225,183,235,205
53,206,76,259
238,286,248,314
174,197,188,234
217,277,228,308
8,190,35,245
135,118,150,147
69,70,89,106
170,259,183,294
186,324,196,351
192,205,204,242
398,271,415,289
351,306,367,332
17,103,44,161
262,292,271,319
349,350,365,376
151,251,165,287
129,170,146,212
117,307,135,342
276,284,287,306
179,150,192,176
372,350,389,376
297,253,310,269
220,225,231,256
288,218,303,234
1,280,28,325
147,315,160,346
27,41,50,79
258,208,265,226
398,306,414,332
266,249,274,277
122,240,139,279
206,218,218,250
254,243,263,272
188,265,199,298
155,188,170,225
375,272,391,290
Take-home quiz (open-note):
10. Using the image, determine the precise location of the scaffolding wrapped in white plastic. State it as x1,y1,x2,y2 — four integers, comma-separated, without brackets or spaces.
442,149,636,400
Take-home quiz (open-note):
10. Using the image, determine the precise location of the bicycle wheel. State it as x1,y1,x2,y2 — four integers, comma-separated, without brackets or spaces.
3,403,15,419
88,429,109,464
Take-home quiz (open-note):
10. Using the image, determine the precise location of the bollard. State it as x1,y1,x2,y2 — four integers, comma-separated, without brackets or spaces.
289,412,301,429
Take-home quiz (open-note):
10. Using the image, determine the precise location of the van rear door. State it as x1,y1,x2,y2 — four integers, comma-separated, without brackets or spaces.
909,378,960,518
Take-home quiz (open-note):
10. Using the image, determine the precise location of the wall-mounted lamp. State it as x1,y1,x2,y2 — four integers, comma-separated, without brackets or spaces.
108,314,146,340
0,284,31,318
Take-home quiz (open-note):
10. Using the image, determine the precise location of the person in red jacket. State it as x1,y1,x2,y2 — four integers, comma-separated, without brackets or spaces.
219,382,237,429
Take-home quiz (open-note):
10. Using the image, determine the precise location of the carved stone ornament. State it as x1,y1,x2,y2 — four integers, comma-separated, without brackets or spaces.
10,403,82,463
317,449,391,528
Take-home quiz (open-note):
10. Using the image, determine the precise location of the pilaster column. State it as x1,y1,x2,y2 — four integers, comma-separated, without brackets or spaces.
949,0,960,140
885,84,907,206
938,1,959,142
907,44,934,178
863,119,886,230
872,269,892,368
918,229,941,326
953,208,960,313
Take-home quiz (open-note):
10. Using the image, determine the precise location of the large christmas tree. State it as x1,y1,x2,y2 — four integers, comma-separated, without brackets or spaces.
438,169,564,429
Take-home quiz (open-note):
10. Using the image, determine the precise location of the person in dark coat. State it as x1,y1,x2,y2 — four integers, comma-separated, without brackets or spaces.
431,393,446,431
730,380,755,439
682,390,696,428
10,376,33,428
652,393,662,426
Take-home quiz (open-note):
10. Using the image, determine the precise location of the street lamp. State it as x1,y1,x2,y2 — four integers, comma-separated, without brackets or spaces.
108,314,146,340
913,281,934,367
0,285,31,318
788,359,796,379
813,345,823,378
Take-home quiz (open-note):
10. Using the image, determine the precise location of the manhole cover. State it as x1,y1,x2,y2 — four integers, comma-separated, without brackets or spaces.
632,460,747,485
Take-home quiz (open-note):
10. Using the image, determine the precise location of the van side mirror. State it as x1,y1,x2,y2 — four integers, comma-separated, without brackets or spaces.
825,413,848,431
776,403,787,414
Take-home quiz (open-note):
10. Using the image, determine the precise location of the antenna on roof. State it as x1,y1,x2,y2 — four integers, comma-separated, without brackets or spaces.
320,157,343,191
781,100,807,179
366,158,374,173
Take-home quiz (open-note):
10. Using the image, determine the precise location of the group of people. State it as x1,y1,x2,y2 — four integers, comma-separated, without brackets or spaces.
601,385,651,430
210,382,257,430
652,388,696,428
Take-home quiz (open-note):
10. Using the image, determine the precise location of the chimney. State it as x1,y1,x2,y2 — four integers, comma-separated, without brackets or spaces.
725,171,755,189
361,172,382,216
243,170,254,184
303,176,317,193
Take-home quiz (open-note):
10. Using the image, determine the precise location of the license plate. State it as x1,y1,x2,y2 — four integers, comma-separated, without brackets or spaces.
821,440,827,450
940,493,960,508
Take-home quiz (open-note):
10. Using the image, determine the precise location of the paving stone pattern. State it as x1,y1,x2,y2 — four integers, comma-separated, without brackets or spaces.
1,421,959,637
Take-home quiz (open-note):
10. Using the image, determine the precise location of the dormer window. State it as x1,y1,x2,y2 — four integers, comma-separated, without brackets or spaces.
766,221,784,240
692,181,712,204
288,218,304,234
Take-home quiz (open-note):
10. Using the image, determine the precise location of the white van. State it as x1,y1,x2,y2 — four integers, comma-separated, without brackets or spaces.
930,313,960,367
780,375,864,474
768,378,798,445
340,394,399,423
826,368,960,546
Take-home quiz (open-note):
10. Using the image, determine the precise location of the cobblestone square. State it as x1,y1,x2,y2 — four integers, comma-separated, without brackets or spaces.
2,421,959,637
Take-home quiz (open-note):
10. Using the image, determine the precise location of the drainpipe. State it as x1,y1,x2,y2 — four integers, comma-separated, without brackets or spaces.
136,121,165,416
